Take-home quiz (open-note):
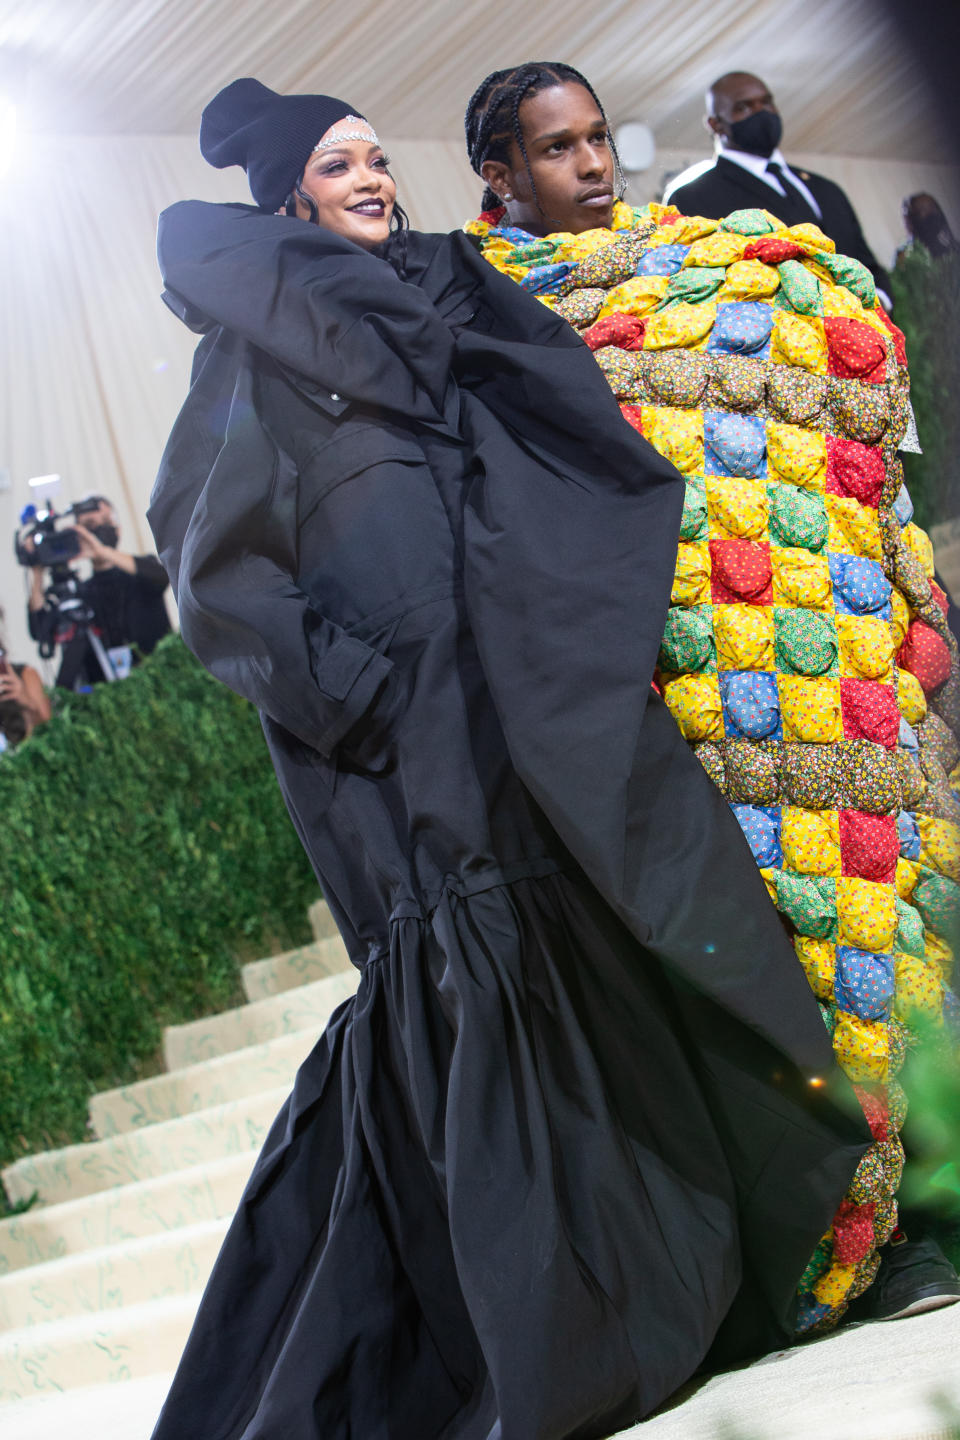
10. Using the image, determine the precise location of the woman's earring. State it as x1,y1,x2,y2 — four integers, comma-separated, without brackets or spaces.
503,191,513,201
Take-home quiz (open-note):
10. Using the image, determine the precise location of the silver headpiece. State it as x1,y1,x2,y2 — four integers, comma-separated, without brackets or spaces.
313,116,381,154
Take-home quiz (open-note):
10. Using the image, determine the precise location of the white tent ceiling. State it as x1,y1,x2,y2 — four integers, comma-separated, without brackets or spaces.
0,0,949,161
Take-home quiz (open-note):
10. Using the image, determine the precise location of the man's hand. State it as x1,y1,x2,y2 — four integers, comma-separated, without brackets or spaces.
0,667,27,707
73,527,136,575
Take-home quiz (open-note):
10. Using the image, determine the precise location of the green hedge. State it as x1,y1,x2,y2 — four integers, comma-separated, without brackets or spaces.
890,247,960,532
0,635,317,1176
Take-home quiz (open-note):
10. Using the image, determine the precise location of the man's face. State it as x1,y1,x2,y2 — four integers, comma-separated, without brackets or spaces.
76,500,115,534
708,74,779,145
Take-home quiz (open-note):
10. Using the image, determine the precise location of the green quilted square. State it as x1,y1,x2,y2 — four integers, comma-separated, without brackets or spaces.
720,209,776,237
767,482,829,553
680,477,709,541
659,605,716,674
776,259,823,316
777,871,838,940
894,895,926,958
774,608,839,677
814,251,876,311
666,266,726,305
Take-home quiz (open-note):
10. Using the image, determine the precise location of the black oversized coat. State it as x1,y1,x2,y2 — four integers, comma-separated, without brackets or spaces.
149,205,867,1440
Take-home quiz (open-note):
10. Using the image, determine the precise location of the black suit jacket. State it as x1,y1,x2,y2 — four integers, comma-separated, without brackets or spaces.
667,154,891,296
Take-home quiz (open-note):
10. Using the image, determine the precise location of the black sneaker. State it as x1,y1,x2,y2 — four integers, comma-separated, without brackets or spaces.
866,1235,960,1321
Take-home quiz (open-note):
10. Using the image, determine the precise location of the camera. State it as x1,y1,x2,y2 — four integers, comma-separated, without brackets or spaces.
14,496,101,569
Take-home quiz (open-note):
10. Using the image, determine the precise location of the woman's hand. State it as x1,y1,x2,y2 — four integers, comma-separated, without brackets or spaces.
0,665,51,734
0,666,27,707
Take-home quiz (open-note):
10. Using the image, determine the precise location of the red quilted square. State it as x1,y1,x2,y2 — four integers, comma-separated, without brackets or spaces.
708,539,772,605
825,437,885,508
929,581,950,618
875,306,908,368
832,1199,876,1265
839,810,899,883
898,620,952,694
824,317,887,383
620,404,645,435
742,237,808,264
840,678,900,747
583,314,646,351
852,1083,889,1141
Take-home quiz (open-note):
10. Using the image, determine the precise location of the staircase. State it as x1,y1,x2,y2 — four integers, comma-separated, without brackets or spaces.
0,900,357,1438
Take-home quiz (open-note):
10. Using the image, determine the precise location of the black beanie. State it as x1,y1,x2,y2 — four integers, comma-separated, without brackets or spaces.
200,78,365,212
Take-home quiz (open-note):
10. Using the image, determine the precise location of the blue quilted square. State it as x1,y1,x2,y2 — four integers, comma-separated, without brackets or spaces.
731,803,782,868
635,243,689,276
704,410,768,479
720,670,782,739
834,945,895,1021
828,554,892,618
707,301,774,357
897,810,922,860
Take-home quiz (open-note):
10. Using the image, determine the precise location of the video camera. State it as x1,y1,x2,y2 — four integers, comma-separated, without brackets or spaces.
15,495,101,569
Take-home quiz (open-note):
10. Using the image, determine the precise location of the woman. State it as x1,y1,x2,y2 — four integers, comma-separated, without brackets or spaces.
149,79,867,1439
0,609,51,752
463,62,960,1332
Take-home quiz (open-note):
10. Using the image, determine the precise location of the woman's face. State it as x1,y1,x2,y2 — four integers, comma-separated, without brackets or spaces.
295,124,397,248
480,82,615,236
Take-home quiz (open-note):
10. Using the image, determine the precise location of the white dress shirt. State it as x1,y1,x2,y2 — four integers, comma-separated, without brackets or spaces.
719,146,822,220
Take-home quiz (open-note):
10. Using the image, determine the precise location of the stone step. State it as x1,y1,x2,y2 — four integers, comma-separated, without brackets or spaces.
162,967,358,1070
308,897,339,942
2,1087,288,1209
0,1372,172,1440
0,1153,253,1276
0,1217,228,1330
240,933,350,1002
0,1293,198,1403
89,1028,321,1138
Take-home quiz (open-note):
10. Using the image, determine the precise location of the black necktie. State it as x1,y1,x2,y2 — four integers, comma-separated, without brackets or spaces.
764,161,817,227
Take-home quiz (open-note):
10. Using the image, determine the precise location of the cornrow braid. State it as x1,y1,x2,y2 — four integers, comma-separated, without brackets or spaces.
464,61,626,213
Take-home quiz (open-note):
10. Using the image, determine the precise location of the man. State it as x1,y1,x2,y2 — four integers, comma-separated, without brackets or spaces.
28,495,171,688
664,71,892,303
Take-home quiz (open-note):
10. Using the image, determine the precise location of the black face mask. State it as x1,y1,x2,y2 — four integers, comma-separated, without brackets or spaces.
92,524,119,548
727,109,782,158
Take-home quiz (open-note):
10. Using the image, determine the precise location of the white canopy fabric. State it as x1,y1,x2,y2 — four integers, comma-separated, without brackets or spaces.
0,0,957,671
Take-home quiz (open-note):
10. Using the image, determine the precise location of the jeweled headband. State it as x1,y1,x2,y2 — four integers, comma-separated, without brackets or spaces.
313,117,381,154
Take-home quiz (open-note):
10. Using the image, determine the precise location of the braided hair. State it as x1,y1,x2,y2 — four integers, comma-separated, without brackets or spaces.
464,61,625,213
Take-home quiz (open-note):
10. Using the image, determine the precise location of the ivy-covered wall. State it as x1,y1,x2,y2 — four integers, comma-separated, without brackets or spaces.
0,636,317,1173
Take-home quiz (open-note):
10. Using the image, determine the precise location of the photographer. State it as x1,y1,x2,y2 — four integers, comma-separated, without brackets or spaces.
0,608,51,752
27,496,171,688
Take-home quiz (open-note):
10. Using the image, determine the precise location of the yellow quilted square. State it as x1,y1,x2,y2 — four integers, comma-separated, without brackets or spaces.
893,954,944,1024
672,541,711,607
824,495,883,562
781,807,842,876
897,669,927,726
643,406,705,476
787,223,835,254
820,286,865,320
644,302,717,351
794,935,837,1001
758,867,779,904
902,522,936,578
683,232,749,267
890,588,910,650
766,423,828,490
836,615,896,683
832,1012,889,1083
771,549,834,611
706,477,769,540
895,858,920,901
771,311,828,373
666,214,721,244
836,877,898,952
717,260,779,302
924,931,954,984
813,1262,857,1307
598,275,669,319
779,676,844,744
916,816,960,883
713,603,775,670
663,673,724,742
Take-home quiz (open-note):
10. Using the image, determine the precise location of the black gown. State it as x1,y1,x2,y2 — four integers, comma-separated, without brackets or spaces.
148,205,869,1440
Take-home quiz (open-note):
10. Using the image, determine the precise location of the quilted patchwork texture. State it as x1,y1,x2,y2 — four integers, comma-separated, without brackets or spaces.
470,195,960,1331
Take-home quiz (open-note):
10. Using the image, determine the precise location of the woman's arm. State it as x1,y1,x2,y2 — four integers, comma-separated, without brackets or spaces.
158,202,458,434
